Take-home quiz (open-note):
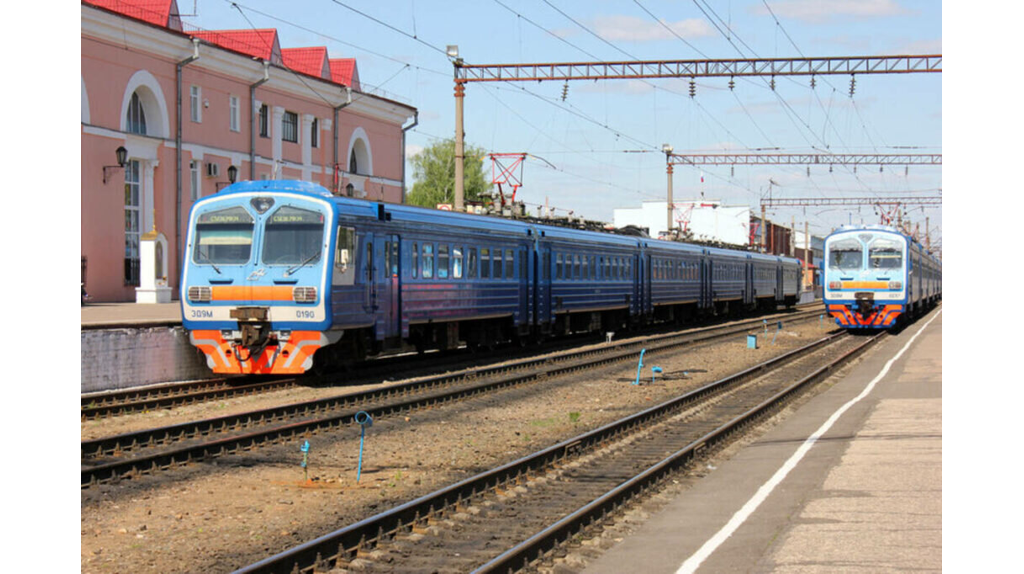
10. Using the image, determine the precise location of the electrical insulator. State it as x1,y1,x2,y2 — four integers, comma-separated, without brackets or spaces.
879,165,883,173
806,166,810,177
731,165,735,177
770,76,776,91
728,76,735,90
848,75,856,97
689,78,696,98
810,76,816,90
561,82,569,101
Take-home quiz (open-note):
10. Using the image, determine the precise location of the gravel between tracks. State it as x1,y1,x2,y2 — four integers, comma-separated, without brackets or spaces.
81,318,835,573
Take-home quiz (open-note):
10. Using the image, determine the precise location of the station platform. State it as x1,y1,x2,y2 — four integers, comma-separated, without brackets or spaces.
584,307,942,573
81,301,182,329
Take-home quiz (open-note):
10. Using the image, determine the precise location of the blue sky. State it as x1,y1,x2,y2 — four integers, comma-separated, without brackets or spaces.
183,0,941,244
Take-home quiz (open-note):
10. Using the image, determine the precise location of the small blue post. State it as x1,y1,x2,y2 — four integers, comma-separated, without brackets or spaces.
633,349,646,385
355,411,373,482
747,334,758,349
300,440,310,481
651,366,663,384
772,321,782,345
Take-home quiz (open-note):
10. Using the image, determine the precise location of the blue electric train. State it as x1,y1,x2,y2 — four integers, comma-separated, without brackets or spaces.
823,225,941,329
181,180,802,374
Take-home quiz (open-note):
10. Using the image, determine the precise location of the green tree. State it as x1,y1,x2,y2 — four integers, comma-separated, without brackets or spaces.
406,138,491,208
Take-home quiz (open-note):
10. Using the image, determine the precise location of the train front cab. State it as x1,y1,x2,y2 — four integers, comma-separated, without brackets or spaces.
823,228,908,329
181,185,336,374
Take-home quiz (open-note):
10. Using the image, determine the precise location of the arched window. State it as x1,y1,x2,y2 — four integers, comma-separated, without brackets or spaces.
127,92,147,135
349,148,358,174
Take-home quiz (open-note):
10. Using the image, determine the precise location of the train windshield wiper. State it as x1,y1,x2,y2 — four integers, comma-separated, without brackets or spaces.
199,253,222,274
286,251,321,276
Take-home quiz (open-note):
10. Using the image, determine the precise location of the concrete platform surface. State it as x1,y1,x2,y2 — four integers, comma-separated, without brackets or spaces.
81,302,182,328
584,307,942,574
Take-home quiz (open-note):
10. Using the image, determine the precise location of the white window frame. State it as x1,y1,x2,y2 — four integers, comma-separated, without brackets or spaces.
190,85,201,123
229,95,239,132
282,111,299,143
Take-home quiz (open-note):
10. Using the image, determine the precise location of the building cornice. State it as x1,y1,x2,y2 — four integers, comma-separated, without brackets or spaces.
82,4,416,125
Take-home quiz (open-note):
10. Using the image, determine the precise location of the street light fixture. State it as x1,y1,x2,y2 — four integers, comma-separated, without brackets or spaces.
103,146,128,184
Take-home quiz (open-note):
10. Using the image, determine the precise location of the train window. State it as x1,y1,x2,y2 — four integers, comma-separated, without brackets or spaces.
390,242,398,277
384,241,392,279
481,248,490,278
422,244,434,279
193,206,254,265
262,206,325,265
556,253,563,280
333,227,355,285
453,247,463,279
869,238,903,269
494,248,503,279
828,238,862,271
574,255,581,280
412,242,418,278
468,247,477,278
505,249,514,279
590,256,596,279
438,245,449,279
582,255,589,281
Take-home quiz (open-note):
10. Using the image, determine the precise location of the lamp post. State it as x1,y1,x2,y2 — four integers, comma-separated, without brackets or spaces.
103,146,128,184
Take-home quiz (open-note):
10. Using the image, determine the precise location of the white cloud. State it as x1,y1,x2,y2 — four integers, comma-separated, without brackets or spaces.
756,0,907,24
588,15,715,42
405,144,424,159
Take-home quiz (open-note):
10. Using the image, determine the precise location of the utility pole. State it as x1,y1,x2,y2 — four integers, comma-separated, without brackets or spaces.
803,220,809,289
663,144,674,236
448,45,466,212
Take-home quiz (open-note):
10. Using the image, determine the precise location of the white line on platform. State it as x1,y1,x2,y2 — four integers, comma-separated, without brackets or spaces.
676,308,942,574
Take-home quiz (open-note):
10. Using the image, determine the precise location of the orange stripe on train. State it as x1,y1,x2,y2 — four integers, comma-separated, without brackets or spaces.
210,286,295,301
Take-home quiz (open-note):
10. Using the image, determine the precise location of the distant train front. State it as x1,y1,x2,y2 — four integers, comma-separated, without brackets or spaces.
181,182,336,374
823,226,912,328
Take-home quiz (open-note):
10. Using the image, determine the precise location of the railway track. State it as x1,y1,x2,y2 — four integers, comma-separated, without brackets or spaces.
81,304,822,421
81,378,298,420
80,309,823,488
234,330,883,574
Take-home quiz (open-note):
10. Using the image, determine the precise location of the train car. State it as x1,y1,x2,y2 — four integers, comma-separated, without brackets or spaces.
644,239,706,324
779,256,802,307
182,180,806,375
705,247,748,315
823,225,941,329
539,226,641,336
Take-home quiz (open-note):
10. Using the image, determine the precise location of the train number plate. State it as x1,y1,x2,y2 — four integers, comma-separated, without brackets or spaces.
230,307,269,321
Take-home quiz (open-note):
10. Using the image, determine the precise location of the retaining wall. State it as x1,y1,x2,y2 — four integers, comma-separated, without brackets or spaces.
81,326,213,393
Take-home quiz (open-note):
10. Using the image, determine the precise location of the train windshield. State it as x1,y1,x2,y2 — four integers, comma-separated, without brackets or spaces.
193,206,254,265
262,206,325,265
827,237,862,271
869,237,904,269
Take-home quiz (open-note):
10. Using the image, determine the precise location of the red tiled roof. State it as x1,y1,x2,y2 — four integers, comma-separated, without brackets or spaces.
282,47,331,80
85,0,181,30
191,29,281,63
329,58,360,90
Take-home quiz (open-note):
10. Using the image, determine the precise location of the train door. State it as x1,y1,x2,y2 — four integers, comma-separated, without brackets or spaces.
640,250,651,319
536,242,552,331
378,234,400,340
703,255,713,310
520,244,532,327
362,232,377,316
744,256,753,305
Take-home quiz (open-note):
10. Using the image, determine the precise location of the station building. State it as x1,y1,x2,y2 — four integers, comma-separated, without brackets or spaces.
81,0,417,302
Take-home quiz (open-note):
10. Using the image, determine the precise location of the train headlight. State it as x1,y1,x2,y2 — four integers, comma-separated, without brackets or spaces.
188,286,212,302
889,281,902,290
828,281,842,290
293,286,317,303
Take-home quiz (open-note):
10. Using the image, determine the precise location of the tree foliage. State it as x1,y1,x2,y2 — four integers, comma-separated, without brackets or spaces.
406,138,490,208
